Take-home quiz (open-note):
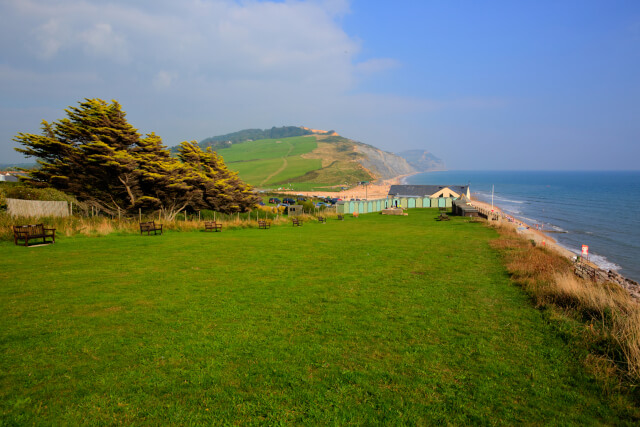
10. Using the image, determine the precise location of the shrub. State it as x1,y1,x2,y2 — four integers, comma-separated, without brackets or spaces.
4,185,76,202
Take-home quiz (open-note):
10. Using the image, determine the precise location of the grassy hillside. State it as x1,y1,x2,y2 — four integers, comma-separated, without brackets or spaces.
1,210,637,424
216,135,372,191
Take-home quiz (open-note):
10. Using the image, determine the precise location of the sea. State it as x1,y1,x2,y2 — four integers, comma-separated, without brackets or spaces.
405,171,640,283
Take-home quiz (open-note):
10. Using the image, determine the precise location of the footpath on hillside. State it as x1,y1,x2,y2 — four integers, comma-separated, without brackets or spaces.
260,141,293,186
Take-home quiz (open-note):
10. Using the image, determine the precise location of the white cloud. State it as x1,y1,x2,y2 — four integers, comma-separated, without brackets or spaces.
34,19,68,59
0,0,472,161
153,70,176,90
80,23,130,62
4,0,362,88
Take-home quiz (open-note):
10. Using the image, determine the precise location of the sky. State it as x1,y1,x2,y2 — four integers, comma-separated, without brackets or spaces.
1,0,639,170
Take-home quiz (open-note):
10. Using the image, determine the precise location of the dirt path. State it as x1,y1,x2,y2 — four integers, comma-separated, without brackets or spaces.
261,141,293,186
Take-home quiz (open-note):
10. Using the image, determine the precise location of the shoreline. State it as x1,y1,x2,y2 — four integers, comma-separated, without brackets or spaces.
467,198,590,264
468,198,640,299
278,174,626,278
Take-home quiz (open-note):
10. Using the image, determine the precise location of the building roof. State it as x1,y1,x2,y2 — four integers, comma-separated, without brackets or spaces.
388,185,469,197
0,174,19,182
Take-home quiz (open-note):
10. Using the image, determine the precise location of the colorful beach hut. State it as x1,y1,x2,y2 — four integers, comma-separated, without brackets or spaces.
387,185,470,209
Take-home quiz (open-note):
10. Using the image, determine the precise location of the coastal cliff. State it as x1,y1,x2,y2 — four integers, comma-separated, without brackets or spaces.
181,127,445,189
396,149,446,172
354,145,416,181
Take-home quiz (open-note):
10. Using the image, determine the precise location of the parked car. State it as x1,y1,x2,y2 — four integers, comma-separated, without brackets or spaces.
282,198,296,205
315,202,327,208
268,197,281,204
329,198,340,204
296,196,307,202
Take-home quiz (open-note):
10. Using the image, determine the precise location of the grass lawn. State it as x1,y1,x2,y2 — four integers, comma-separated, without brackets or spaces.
218,137,323,188
0,209,635,424
216,137,317,163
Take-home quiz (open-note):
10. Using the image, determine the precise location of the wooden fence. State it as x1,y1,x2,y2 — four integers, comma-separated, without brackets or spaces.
7,198,70,218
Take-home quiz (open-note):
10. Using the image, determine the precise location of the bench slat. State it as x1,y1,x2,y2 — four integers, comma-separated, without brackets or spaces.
13,224,56,246
140,221,163,235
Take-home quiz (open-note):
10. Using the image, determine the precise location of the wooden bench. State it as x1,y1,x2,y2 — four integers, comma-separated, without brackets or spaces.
292,218,303,227
204,221,222,232
318,216,326,223
13,224,56,246
337,214,344,221
140,221,163,235
437,213,450,221
258,220,271,229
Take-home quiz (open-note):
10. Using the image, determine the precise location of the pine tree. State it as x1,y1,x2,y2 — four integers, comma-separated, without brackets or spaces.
178,141,259,213
15,99,142,214
135,134,203,220
14,98,259,218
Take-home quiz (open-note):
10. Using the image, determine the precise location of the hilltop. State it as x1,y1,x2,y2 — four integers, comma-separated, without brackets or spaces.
184,126,444,191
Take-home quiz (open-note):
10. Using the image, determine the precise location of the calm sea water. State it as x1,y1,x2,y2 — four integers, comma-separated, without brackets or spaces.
405,171,640,283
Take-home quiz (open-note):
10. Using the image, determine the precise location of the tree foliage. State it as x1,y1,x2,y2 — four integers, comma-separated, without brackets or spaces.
197,126,315,150
14,99,258,219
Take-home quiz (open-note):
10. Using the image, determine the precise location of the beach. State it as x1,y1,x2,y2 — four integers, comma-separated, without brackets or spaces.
466,199,578,261
281,174,413,200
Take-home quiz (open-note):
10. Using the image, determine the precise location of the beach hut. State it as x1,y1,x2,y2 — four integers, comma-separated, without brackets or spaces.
387,185,470,210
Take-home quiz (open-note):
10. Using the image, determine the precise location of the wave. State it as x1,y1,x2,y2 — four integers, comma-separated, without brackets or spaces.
475,192,526,205
493,196,525,204
558,243,621,271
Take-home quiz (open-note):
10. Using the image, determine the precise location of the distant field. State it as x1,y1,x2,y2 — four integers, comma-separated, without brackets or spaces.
216,136,317,163
215,136,322,188
1,209,635,424
216,136,370,190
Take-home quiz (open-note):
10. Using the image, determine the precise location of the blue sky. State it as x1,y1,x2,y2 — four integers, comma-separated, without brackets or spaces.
1,0,639,170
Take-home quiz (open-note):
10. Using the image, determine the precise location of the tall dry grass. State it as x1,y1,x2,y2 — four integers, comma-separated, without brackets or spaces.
0,210,333,242
491,224,640,383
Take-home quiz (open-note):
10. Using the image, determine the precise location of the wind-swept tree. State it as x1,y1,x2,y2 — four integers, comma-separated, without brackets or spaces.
177,141,259,213
14,98,259,218
135,134,203,220
14,99,142,215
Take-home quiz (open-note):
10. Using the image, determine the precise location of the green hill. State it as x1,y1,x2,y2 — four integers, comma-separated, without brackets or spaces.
183,126,440,191
214,134,372,191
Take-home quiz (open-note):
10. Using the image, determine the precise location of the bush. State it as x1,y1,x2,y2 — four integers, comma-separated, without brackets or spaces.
4,185,76,202
300,200,316,212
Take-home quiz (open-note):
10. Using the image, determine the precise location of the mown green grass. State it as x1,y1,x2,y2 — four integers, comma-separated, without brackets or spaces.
217,137,316,162
226,158,285,183
0,210,636,424
266,157,323,186
217,137,322,188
